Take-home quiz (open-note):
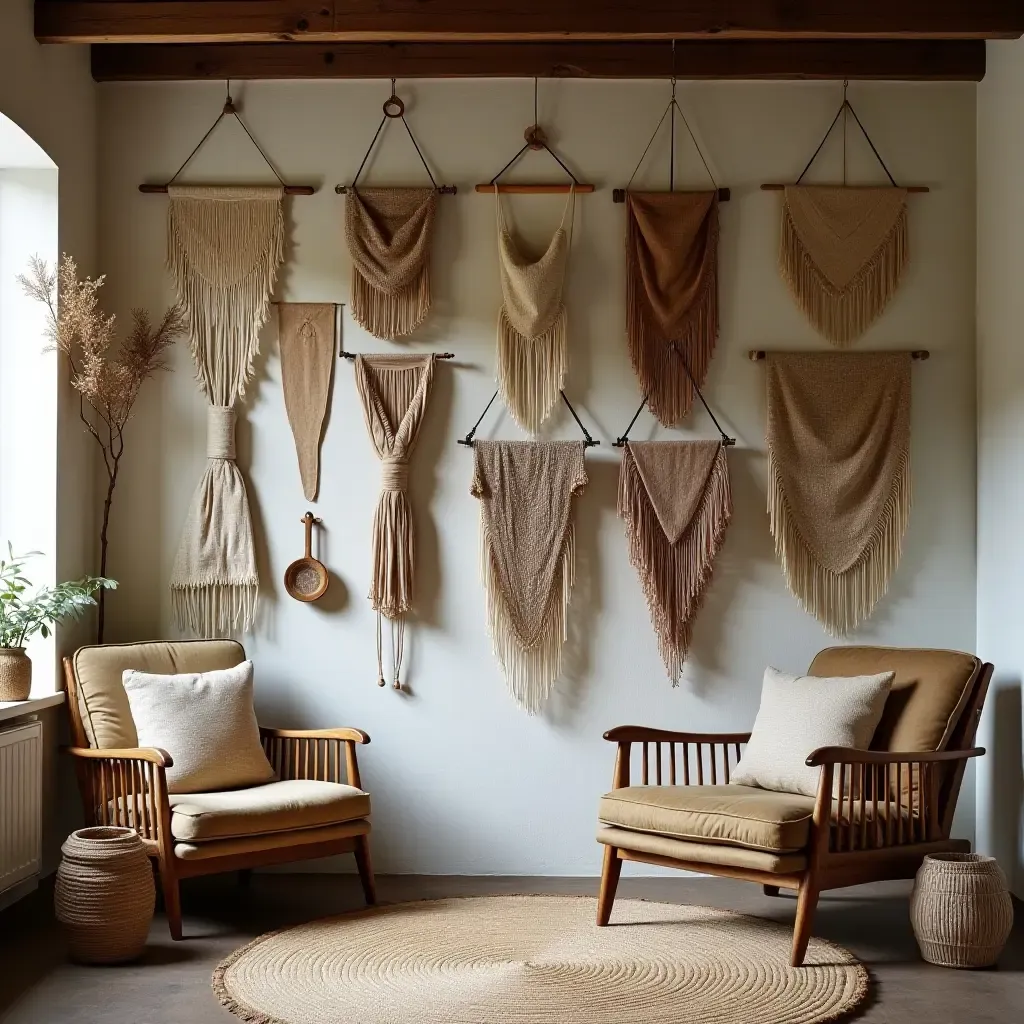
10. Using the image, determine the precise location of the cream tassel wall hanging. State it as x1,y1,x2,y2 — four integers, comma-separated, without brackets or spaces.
765,351,912,636
167,185,284,636
353,354,436,689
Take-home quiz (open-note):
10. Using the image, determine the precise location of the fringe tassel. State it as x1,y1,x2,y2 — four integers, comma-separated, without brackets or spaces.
351,265,431,341
480,515,575,715
619,448,731,684
170,581,259,639
768,446,911,636
497,306,567,435
780,203,907,347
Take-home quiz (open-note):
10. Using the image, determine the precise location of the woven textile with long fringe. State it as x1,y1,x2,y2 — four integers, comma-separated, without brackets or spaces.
354,354,435,688
496,189,574,434
619,441,732,684
168,185,284,636
781,186,908,346
345,188,437,340
626,191,719,425
766,352,911,636
471,441,587,713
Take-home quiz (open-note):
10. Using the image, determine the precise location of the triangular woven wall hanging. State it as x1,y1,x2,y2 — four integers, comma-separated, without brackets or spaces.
762,84,928,347
338,82,456,342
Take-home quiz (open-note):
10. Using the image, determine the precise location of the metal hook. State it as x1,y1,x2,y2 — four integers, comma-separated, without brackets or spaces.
671,38,677,90
224,78,235,114
383,78,404,118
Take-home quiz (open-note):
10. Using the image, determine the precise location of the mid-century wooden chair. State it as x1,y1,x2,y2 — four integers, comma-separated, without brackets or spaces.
62,639,375,939
596,647,991,966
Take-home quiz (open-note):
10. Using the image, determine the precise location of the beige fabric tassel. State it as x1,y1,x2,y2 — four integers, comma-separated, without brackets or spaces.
766,352,912,636
780,186,908,346
619,441,732,684
345,188,437,341
167,186,284,636
495,189,574,434
471,441,587,714
278,303,336,501
354,354,435,689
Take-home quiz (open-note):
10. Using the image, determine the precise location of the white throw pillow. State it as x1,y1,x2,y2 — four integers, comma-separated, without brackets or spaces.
122,660,276,794
731,666,894,798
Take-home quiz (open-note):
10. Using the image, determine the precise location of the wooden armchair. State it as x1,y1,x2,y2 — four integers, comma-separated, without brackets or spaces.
596,647,992,966
62,640,375,940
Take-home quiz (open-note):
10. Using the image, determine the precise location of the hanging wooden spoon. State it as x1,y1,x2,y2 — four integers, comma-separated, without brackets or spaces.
284,513,329,602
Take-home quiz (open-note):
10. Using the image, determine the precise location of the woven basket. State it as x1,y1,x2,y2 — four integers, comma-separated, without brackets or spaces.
0,648,31,701
55,826,155,964
910,853,1014,968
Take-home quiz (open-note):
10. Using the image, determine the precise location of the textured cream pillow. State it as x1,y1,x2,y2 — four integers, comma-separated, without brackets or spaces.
732,666,894,798
122,661,275,794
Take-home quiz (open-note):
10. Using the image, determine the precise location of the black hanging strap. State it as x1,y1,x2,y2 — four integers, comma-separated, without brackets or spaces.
458,390,600,447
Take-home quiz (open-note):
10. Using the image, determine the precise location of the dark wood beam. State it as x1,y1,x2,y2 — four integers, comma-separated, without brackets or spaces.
36,1,1024,45
90,39,987,82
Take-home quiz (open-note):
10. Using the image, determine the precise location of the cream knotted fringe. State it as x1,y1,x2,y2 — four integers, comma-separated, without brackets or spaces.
495,188,574,435
780,186,908,346
167,185,284,636
619,441,732,684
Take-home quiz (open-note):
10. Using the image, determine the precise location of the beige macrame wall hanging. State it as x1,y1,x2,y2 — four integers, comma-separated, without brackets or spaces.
338,83,455,341
763,86,928,346
764,351,912,637
277,303,336,501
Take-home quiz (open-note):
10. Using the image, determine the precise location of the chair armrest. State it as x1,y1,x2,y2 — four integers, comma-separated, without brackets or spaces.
259,727,369,788
602,727,751,789
604,726,751,744
259,726,370,744
806,746,985,767
63,745,174,768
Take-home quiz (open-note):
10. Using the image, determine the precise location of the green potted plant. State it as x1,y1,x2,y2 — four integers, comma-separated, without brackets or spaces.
0,548,116,702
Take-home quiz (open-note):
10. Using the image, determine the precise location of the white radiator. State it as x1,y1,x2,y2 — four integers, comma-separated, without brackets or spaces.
0,720,43,895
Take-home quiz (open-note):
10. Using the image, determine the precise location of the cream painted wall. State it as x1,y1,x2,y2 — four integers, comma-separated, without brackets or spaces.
976,39,1024,899
98,79,977,874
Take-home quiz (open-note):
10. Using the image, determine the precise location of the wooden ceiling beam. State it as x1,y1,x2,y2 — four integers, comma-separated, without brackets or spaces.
90,40,988,82
36,1,1024,46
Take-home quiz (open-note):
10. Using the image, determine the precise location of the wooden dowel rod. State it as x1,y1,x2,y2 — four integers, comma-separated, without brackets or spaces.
613,187,730,203
748,349,929,361
335,184,457,195
139,183,316,195
340,351,455,360
475,183,595,194
760,183,929,193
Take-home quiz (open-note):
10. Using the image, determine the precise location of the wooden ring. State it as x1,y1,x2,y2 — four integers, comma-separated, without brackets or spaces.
383,96,405,118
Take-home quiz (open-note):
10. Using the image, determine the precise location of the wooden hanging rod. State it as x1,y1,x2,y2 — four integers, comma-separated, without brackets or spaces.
340,351,455,360
139,183,316,195
613,187,731,203
748,349,930,360
760,183,929,193
475,183,595,194
335,184,457,195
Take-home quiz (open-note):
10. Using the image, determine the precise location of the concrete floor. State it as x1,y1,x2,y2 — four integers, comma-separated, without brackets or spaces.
0,873,1020,1023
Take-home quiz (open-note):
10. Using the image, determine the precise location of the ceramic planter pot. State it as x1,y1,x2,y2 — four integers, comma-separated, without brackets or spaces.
0,647,31,701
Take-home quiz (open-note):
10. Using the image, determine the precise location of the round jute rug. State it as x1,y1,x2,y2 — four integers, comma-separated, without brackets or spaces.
213,895,869,1024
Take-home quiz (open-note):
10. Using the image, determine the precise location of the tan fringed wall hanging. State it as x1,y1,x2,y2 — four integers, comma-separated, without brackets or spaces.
338,82,455,341
764,351,912,637
763,85,928,347
145,87,303,636
353,353,436,689
278,303,336,502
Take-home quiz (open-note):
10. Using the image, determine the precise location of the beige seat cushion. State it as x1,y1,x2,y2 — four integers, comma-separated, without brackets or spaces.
73,640,246,748
175,819,370,861
808,646,979,753
598,785,815,854
169,780,370,842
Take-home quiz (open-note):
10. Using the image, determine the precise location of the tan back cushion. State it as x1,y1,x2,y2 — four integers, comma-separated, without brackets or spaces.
808,646,979,753
72,640,246,748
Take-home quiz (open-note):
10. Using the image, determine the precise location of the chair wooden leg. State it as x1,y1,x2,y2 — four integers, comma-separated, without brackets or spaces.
790,877,819,966
354,834,376,906
159,863,183,941
763,884,781,897
597,846,622,926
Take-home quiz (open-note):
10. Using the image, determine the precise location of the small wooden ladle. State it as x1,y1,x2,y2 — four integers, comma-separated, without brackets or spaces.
284,513,329,602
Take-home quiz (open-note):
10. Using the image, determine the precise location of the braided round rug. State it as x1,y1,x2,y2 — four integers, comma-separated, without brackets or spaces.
213,895,869,1024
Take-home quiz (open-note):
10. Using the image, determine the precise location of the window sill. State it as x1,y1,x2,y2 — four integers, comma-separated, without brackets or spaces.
0,691,64,725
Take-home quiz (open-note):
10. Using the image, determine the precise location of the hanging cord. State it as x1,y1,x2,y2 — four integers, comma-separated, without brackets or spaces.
458,389,599,447
166,80,286,187
796,82,897,187
351,79,439,190
458,390,499,446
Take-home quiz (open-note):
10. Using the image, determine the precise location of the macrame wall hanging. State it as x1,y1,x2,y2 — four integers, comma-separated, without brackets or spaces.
277,303,337,501
614,345,735,684
338,82,456,341
459,380,599,714
762,83,929,347
755,349,925,636
143,84,311,636
476,79,595,435
614,67,729,426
